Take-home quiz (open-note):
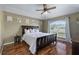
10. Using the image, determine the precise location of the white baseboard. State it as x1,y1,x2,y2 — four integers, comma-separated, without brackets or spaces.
3,42,14,45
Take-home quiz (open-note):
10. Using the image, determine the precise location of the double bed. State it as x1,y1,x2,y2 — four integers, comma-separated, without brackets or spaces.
22,26,57,54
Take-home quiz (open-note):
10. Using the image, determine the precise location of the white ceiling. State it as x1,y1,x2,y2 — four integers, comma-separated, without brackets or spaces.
0,4,79,20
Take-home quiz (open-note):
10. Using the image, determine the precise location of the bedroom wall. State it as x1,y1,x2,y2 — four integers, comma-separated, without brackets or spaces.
69,13,79,42
42,20,48,33
0,11,2,49
0,11,4,49
2,11,43,44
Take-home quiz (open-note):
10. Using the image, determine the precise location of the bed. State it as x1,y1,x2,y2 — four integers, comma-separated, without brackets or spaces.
21,26,57,54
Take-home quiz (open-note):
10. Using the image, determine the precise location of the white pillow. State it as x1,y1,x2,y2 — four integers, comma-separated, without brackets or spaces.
24,29,30,33
30,29,35,33
36,29,39,32
33,29,39,32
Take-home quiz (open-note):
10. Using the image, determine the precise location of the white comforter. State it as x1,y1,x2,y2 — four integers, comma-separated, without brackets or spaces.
22,32,52,54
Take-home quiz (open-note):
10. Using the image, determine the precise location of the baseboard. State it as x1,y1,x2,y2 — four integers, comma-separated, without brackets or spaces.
3,42,14,45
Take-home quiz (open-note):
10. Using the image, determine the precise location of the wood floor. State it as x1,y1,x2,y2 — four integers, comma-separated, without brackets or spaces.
2,41,72,55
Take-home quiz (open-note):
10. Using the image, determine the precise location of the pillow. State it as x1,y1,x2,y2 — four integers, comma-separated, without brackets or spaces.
24,29,30,33
36,29,39,32
30,29,35,33
33,29,39,32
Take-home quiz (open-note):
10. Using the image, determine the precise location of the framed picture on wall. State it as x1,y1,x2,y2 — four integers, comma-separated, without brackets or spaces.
7,16,13,22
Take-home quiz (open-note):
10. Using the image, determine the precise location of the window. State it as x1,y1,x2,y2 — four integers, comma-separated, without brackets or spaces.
49,21,66,38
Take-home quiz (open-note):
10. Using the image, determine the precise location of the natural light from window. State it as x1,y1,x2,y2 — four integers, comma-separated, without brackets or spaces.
49,21,66,38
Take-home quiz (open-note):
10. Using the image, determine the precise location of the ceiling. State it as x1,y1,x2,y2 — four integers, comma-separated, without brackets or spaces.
0,4,79,20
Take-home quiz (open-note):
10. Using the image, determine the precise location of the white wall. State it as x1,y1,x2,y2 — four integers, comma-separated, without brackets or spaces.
0,11,4,51
69,13,79,42
0,11,2,49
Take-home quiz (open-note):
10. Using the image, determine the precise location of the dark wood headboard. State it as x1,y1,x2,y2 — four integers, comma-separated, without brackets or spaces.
21,25,39,35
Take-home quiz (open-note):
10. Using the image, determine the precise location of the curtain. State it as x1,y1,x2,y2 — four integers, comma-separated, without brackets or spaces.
65,16,72,43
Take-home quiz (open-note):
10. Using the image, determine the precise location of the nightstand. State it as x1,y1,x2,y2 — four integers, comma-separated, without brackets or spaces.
14,35,21,44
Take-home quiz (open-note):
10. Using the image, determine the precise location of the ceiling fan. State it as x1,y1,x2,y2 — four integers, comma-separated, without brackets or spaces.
36,4,56,14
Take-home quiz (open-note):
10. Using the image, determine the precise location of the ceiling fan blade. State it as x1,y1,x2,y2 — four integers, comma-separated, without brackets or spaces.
47,6,56,10
41,11,45,14
36,9,43,11
47,11,50,13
